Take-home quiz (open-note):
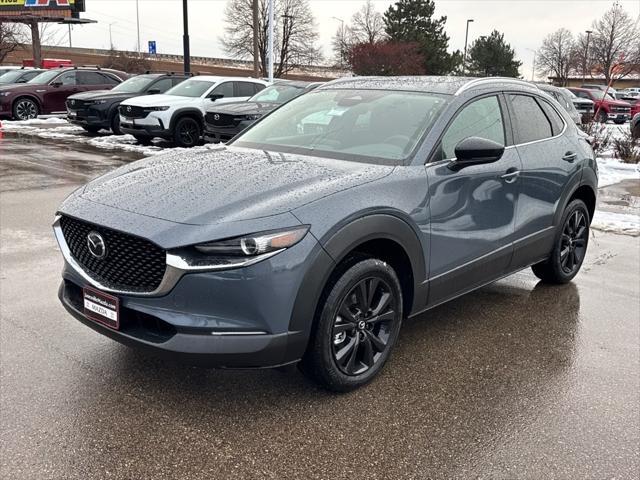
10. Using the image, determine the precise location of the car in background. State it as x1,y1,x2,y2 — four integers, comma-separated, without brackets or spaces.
204,80,321,143
536,84,587,125
0,68,44,84
118,76,268,147
582,84,617,99
619,90,639,101
568,87,631,124
55,76,597,392
66,72,191,134
0,65,23,76
22,58,74,69
0,66,127,120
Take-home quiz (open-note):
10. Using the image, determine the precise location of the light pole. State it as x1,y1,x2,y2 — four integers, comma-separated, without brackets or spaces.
252,0,259,78
463,19,474,75
583,30,593,84
135,0,141,55
267,0,274,81
332,16,345,69
182,0,191,74
526,48,537,82
108,22,116,49
281,14,293,75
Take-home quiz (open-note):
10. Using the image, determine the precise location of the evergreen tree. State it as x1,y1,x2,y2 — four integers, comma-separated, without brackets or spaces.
466,30,521,77
383,0,460,75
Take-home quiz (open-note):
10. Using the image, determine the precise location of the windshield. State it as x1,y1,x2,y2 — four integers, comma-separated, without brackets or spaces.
249,84,305,104
589,90,611,100
0,70,27,83
112,75,156,93
233,89,448,165
27,69,64,84
165,79,214,97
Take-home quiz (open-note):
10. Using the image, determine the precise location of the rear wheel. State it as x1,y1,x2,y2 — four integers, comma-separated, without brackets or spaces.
532,199,590,284
173,117,201,148
12,97,39,121
300,258,403,392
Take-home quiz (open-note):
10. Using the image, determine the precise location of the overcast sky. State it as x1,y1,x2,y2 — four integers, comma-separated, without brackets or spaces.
50,0,640,79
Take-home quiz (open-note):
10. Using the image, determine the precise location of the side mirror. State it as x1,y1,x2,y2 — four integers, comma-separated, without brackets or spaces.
208,94,224,102
147,88,161,94
448,137,505,170
50,81,62,88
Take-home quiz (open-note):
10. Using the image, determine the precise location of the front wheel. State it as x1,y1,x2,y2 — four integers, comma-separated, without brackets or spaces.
300,258,403,392
82,126,100,134
12,97,39,121
173,117,201,148
532,199,590,284
110,112,122,135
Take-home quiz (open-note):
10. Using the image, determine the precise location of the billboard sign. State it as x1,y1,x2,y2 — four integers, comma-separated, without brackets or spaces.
0,0,83,12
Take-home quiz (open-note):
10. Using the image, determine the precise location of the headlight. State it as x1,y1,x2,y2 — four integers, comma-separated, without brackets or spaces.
244,114,262,121
144,106,170,111
0,92,11,97
167,226,309,271
91,99,108,105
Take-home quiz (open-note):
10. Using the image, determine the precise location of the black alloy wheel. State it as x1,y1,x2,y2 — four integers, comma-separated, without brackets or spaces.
532,199,590,284
12,98,39,121
174,117,201,148
301,257,403,392
332,277,396,376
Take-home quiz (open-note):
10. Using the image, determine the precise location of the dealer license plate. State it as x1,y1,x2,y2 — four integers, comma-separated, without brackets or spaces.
83,286,120,330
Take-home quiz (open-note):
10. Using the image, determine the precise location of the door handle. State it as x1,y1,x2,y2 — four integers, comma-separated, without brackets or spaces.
562,151,577,162
500,169,520,183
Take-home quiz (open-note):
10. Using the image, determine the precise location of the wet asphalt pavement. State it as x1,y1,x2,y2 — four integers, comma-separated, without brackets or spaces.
1,133,639,479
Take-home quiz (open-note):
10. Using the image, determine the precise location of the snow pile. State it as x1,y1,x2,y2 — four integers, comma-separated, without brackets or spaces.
592,210,640,236
591,123,640,187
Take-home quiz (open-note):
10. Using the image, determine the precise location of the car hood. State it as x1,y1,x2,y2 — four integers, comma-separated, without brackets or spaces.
68,90,136,101
0,83,41,94
206,101,279,116
572,98,593,106
77,146,394,225
120,94,194,107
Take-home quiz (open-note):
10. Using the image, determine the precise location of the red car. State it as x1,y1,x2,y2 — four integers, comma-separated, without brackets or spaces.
568,87,632,124
0,67,127,121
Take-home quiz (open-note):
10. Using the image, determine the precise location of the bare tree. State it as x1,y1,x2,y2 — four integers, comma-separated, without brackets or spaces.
350,0,386,44
0,22,26,63
331,22,354,68
589,4,640,84
536,28,575,86
221,0,321,77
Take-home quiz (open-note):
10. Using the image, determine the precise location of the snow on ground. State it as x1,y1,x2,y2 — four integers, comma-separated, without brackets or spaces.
1,116,639,236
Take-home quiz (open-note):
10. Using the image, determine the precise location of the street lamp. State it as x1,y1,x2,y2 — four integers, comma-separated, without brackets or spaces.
108,22,116,50
463,19,474,75
135,0,141,55
332,16,345,70
583,30,593,84
267,0,274,81
182,0,191,74
526,48,537,82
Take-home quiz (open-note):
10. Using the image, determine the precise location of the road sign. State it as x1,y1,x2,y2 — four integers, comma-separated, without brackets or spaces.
148,40,156,55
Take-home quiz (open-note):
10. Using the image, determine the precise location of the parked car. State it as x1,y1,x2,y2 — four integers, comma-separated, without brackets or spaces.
619,90,640,101
0,65,23,76
54,76,597,391
568,87,631,124
0,66,127,120
22,58,74,69
536,84,584,125
632,113,639,139
67,72,191,134
118,76,268,147
0,68,43,84
204,81,321,143
581,84,617,99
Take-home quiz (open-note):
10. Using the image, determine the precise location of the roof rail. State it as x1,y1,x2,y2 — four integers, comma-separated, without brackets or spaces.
143,70,194,76
455,77,535,95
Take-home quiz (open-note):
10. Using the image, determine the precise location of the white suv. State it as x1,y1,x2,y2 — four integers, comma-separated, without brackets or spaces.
118,76,268,147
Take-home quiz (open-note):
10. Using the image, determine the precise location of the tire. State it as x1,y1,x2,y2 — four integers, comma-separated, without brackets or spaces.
12,97,39,121
613,119,625,125
532,199,590,284
300,258,403,392
597,110,608,123
82,126,100,134
110,112,122,135
133,135,153,145
173,117,201,148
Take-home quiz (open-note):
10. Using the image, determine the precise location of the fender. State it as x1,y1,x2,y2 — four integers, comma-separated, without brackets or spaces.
169,108,204,130
552,165,597,227
12,94,42,112
288,213,427,342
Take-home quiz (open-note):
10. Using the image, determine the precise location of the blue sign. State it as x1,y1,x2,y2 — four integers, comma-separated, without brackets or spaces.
148,41,157,55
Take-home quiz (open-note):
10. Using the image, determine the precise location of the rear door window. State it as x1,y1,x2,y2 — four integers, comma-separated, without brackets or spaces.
236,82,258,97
78,71,108,85
439,95,505,160
509,94,553,144
149,78,173,93
210,82,234,98
539,100,565,136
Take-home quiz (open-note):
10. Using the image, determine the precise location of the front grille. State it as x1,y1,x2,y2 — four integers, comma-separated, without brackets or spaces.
205,112,238,127
119,105,149,119
60,216,167,293
612,106,630,114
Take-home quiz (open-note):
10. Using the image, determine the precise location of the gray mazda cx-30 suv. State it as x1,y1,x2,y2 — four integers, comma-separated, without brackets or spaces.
55,76,597,391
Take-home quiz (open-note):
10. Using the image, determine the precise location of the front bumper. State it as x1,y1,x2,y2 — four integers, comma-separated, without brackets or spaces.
607,112,630,122
203,123,248,143
0,98,11,116
119,114,171,138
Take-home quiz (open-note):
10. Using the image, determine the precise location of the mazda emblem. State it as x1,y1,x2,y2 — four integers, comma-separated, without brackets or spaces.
127,106,132,112
214,114,220,120
87,231,107,259
71,100,75,105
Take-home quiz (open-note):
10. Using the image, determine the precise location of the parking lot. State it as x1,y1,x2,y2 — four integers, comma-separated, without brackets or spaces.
1,128,639,479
